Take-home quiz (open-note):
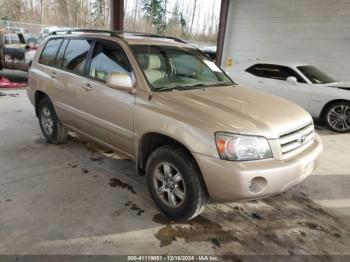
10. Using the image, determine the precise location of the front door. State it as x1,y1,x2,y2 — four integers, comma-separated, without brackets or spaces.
73,39,136,156
3,33,28,70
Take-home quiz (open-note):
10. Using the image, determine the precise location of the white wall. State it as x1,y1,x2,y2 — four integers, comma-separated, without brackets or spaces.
222,0,350,81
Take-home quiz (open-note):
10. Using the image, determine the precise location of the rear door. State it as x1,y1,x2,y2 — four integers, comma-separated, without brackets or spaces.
246,64,311,110
73,39,136,155
31,37,63,105
50,38,94,129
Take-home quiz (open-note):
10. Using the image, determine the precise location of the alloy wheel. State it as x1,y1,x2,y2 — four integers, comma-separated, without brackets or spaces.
153,162,186,208
40,106,54,136
327,104,350,132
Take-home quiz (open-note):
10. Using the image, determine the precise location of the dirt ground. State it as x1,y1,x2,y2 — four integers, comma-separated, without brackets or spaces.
0,87,349,259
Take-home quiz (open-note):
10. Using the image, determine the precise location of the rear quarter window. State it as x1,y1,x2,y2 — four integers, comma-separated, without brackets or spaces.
39,38,63,66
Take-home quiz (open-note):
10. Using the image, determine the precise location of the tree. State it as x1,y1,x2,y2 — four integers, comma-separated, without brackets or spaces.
142,0,166,34
91,0,109,28
166,0,187,36
167,1,180,27
180,12,186,36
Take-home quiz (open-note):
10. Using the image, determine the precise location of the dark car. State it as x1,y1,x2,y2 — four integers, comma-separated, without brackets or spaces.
0,30,37,71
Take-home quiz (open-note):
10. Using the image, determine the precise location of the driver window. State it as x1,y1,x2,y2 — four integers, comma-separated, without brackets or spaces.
89,40,132,82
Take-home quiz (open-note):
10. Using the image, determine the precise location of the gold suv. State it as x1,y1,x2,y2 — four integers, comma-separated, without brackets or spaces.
27,30,323,221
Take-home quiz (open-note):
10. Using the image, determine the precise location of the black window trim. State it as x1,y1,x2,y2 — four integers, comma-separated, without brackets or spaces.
246,63,307,84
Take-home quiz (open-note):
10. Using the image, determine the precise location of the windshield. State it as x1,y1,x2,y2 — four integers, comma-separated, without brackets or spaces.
131,45,233,91
297,65,336,84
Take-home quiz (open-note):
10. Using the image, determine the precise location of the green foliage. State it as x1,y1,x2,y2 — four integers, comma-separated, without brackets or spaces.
166,1,186,37
142,0,167,34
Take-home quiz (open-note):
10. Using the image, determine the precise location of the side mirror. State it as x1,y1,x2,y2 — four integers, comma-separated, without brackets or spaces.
287,76,298,85
107,73,134,92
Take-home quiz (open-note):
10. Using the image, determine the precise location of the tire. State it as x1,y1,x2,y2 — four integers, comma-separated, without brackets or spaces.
38,97,68,144
146,145,209,221
324,101,350,133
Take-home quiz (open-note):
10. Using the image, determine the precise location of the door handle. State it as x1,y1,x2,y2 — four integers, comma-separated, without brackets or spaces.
81,83,92,91
258,80,264,84
51,72,56,79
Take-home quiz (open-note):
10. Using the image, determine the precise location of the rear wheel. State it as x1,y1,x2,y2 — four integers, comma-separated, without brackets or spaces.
146,145,208,221
38,97,67,144
325,102,350,133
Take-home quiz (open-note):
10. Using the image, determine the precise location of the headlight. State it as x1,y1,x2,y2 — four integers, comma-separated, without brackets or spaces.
215,133,273,161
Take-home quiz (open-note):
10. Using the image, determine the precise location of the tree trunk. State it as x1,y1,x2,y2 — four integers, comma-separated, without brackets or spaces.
188,0,197,37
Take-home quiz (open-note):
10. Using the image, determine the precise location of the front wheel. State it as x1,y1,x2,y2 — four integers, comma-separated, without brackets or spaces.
146,145,208,221
325,102,350,133
38,97,68,144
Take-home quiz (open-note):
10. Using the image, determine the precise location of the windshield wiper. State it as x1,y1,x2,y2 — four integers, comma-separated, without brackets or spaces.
154,82,234,92
183,82,233,88
155,86,182,92
155,85,205,92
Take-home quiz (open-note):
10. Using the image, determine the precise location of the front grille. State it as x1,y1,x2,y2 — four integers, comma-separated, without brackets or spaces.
279,123,315,159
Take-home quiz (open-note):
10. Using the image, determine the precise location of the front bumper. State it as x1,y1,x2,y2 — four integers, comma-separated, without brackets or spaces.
194,134,323,201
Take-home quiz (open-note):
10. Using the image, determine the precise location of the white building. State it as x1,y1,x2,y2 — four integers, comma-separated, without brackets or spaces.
221,0,350,81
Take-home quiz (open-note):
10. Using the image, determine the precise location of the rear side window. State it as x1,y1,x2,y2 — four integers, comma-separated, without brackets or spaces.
62,39,92,74
89,40,132,82
39,38,63,66
246,64,306,83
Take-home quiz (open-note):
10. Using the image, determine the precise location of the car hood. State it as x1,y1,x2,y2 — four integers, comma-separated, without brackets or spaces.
153,85,313,139
327,81,350,90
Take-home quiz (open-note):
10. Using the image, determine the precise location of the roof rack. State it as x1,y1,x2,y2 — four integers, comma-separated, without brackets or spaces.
121,31,188,44
49,28,187,44
49,29,118,37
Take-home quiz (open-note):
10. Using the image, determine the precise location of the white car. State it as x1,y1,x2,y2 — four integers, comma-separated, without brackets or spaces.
39,27,71,40
231,62,350,132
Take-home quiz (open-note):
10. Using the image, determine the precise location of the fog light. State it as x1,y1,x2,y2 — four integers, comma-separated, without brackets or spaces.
248,177,267,194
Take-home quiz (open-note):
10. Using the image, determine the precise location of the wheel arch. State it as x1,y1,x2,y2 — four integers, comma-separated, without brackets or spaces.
34,90,49,117
137,132,201,177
